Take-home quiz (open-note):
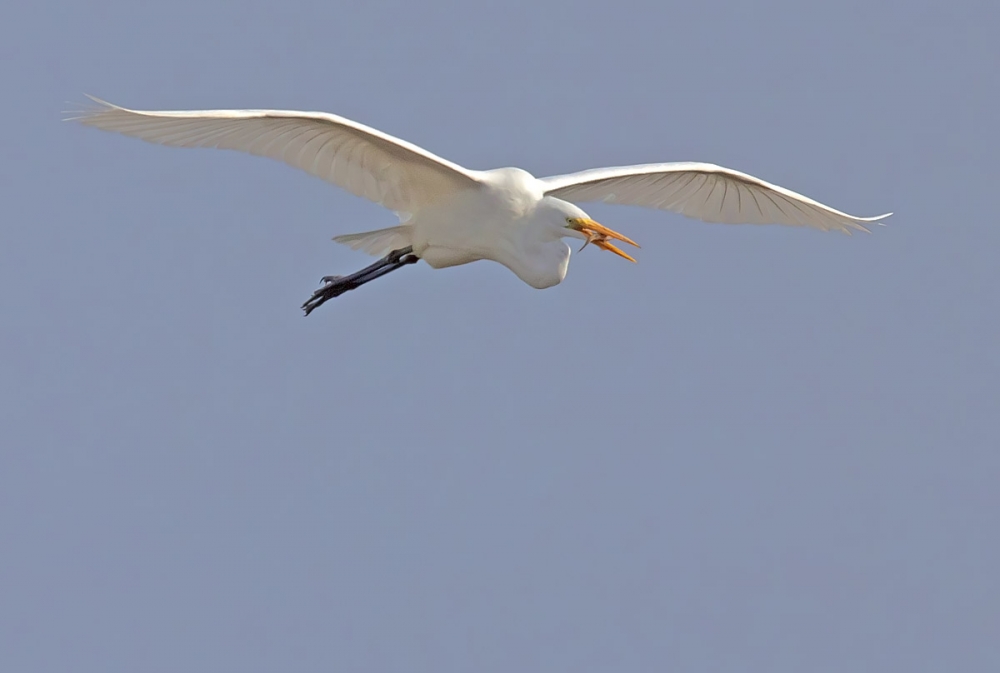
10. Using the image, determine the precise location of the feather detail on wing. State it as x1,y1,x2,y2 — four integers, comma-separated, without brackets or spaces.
541,162,891,234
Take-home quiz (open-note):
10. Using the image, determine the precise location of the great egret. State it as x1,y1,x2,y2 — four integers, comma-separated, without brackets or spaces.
72,96,891,315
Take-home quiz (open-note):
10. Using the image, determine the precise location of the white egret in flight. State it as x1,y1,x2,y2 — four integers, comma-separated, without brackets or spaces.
73,97,891,315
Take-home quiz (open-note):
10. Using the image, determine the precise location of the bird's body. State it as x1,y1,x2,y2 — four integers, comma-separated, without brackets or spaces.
407,168,579,288
72,97,892,312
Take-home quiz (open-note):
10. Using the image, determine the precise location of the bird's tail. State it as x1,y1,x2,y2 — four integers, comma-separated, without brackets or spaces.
333,225,413,257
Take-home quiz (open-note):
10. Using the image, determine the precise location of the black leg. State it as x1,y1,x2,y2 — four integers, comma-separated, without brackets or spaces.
301,246,419,316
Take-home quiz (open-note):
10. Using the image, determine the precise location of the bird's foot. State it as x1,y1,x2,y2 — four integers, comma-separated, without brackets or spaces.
302,276,357,316
301,246,419,316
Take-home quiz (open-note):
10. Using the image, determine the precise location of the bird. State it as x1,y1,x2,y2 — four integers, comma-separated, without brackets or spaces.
72,96,892,315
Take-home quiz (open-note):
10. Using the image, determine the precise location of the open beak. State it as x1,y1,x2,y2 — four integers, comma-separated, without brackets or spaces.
569,218,640,263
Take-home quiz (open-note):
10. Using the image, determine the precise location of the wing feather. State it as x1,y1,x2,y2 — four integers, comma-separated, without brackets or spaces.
72,96,481,214
541,162,891,234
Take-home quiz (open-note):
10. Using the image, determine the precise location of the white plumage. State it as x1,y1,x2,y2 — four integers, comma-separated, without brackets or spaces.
73,96,891,307
540,163,886,234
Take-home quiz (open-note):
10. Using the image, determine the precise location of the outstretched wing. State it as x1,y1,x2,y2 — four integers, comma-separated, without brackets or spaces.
541,162,891,234
72,96,482,215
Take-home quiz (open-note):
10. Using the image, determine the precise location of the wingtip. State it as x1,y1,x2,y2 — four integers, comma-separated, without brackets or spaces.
846,211,892,234
83,93,113,107
62,93,115,122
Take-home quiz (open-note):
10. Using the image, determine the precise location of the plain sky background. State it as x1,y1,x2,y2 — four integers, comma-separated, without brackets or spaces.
2,0,998,670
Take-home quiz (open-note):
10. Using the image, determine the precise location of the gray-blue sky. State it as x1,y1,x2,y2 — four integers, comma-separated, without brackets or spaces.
2,0,997,670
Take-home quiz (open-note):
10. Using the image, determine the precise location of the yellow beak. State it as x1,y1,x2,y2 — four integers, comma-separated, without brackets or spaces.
569,218,640,263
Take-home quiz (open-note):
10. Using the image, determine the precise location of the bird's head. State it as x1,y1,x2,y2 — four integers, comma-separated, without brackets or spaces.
533,198,640,261
553,203,640,262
